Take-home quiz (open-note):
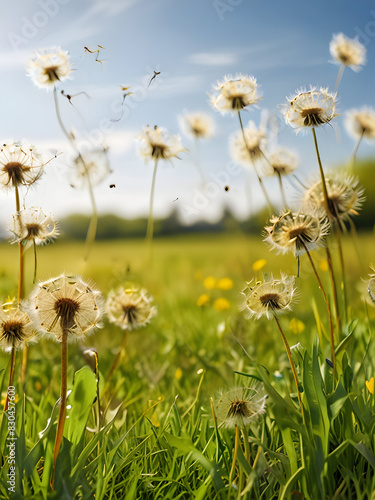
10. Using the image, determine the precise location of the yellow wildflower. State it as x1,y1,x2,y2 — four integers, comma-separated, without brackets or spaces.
216,277,234,290
203,276,216,290
175,368,183,381
289,318,305,334
319,259,328,272
197,294,210,307
252,259,267,272
213,297,231,311
366,377,374,395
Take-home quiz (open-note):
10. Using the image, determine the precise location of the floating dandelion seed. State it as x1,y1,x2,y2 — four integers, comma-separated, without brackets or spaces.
9,207,58,248
283,87,337,132
210,74,262,115
367,268,375,304
27,47,72,90
330,33,366,71
106,285,156,331
0,143,45,190
230,121,266,167
240,274,296,320
69,148,111,189
264,210,330,258
215,384,267,429
345,107,375,142
178,111,215,140
0,302,35,349
302,173,364,227
30,275,104,341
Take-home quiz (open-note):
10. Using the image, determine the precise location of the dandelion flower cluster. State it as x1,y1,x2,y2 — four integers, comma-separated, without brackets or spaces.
179,111,215,139
329,33,366,71
215,384,267,429
283,87,337,131
106,285,156,330
230,121,266,167
69,149,111,189
27,47,72,89
30,275,104,341
0,143,44,190
345,107,375,142
264,211,330,257
240,274,296,320
302,173,364,226
210,74,261,115
138,125,185,161
0,302,35,349
9,207,58,247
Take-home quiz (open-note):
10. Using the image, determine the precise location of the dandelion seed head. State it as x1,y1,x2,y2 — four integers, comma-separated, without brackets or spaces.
230,121,266,167
215,383,267,429
283,87,337,132
8,207,58,248
0,143,44,190
69,148,111,189
27,47,72,90
138,125,185,162
264,210,330,257
0,302,35,349
302,172,365,226
106,285,156,331
179,111,215,139
240,274,296,320
265,147,298,177
329,33,366,71
345,106,375,142
30,275,104,341
210,74,262,115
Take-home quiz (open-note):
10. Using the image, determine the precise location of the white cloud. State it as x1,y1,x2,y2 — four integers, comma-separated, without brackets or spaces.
187,52,238,66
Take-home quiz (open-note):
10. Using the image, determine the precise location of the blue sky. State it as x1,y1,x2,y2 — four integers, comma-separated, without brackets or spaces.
0,0,374,227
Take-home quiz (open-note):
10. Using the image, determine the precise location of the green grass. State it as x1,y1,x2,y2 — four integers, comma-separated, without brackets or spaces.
0,233,375,499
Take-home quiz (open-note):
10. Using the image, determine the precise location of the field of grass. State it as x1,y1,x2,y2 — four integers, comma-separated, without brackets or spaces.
0,233,375,499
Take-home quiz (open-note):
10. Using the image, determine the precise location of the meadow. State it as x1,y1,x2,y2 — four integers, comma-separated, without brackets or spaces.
0,232,375,499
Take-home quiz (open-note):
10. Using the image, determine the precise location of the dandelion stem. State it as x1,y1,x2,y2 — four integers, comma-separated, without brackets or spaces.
229,425,240,488
350,129,365,172
4,340,16,411
325,244,341,336
33,240,37,284
334,223,348,323
277,170,288,208
54,86,98,260
273,316,304,417
335,63,345,91
105,330,129,387
238,112,273,213
302,243,336,383
51,328,68,489
311,127,332,219
146,159,159,251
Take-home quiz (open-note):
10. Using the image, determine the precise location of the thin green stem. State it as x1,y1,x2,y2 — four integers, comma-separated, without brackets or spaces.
277,171,288,208
33,240,37,283
146,159,159,252
54,86,98,260
350,129,365,172
105,330,129,387
335,63,345,91
311,127,332,219
274,316,304,418
50,328,68,489
4,341,16,412
229,425,240,490
325,244,341,336
237,112,273,213
334,222,347,323
303,244,336,384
